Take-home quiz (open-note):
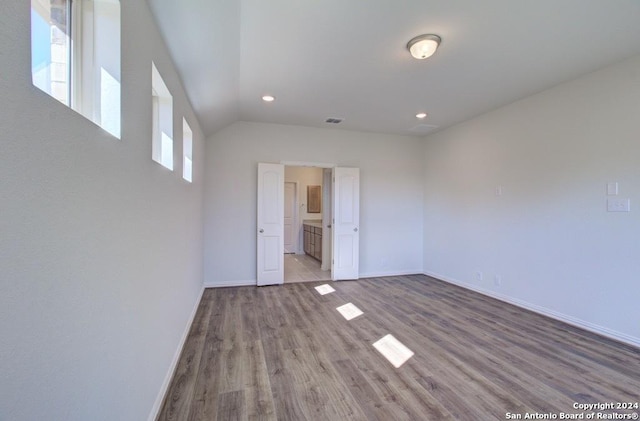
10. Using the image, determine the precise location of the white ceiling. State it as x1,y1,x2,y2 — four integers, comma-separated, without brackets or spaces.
147,0,640,137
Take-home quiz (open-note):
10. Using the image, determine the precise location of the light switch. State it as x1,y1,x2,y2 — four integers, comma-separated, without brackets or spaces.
607,198,630,212
607,182,619,196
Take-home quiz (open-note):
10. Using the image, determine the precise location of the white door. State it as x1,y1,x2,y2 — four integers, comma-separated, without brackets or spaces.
257,163,284,286
321,169,332,271
284,182,296,253
332,167,360,280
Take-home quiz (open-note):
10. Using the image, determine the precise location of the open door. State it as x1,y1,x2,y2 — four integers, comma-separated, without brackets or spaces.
332,167,360,280
257,163,284,286
321,168,332,271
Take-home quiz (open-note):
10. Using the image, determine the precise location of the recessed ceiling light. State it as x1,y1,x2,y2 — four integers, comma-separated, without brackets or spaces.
262,95,275,102
416,112,427,119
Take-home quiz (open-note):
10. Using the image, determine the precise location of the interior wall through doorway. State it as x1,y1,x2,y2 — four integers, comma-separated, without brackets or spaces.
284,165,331,283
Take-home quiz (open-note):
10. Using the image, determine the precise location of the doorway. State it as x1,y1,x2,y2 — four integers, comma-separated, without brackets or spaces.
283,166,330,283
256,163,360,286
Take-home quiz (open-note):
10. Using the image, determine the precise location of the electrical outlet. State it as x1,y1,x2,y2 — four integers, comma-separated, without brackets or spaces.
494,275,501,286
607,198,631,212
476,271,483,281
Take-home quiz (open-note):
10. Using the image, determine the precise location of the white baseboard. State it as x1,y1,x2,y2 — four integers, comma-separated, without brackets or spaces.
203,279,256,288
148,286,205,421
423,270,640,349
203,271,424,287
359,269,423,279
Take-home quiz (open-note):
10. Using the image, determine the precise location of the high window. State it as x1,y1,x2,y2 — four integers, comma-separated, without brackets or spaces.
151,63,174,170
182,119,193,182
31,0,121,138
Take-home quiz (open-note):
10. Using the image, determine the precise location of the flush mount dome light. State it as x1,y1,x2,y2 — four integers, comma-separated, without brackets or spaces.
416,112,427,119
262,95,275,102
407,34,441,60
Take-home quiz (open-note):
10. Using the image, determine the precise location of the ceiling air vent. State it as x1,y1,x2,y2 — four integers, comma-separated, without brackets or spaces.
325,118,343,124
409,124,439,134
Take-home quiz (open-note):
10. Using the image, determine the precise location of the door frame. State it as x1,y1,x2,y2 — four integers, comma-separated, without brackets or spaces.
321,169,332,271
258,161,360,284
283,181,298,254
282,161,336,280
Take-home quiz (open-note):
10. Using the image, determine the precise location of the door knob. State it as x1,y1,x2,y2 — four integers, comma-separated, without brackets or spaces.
353,227,358,232
259,229,264,233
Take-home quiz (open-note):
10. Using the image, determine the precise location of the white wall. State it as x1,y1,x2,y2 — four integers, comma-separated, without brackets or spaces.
423,55,640,346
285,166,323,254
0,1,205,420
204,121,424,286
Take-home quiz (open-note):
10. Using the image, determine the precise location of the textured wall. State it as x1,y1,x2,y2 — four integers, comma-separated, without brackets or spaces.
423,55,640,346
0,1,205,420
203,121,425,286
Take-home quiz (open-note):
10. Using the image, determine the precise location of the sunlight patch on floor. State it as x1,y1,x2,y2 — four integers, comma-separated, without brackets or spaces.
372,334,414,368
315,284,336,295
336,303,363,320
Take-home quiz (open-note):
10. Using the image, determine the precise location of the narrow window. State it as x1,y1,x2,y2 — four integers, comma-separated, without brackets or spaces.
31,0,121,138
182,119,193,182
151,63,174,170
31,0,71,105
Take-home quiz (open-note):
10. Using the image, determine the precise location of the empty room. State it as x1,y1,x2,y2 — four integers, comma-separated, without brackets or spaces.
1,1,639,420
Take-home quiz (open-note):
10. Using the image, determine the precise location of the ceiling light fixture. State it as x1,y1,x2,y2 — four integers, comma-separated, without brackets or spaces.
416,112,427,119
262,95,275,102
407,34,441,60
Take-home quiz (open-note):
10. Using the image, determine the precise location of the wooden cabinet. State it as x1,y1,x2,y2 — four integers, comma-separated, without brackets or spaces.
303,223,322,261
303,225,312,256
314,227,322,261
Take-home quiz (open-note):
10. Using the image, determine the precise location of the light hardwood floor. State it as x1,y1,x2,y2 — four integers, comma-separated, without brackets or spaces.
158,275,640,421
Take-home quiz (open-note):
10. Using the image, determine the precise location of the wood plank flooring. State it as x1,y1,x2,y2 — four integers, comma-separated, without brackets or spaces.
157,275,640,421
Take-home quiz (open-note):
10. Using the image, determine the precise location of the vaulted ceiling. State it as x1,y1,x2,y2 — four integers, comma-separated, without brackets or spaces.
147,0,640,137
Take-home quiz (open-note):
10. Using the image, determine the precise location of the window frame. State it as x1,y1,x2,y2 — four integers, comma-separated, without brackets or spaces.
182,118,193,183
151,62,174,171
30,0,121,138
